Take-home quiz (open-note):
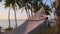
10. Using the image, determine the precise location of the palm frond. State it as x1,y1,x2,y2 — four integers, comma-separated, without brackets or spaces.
0,0,2,2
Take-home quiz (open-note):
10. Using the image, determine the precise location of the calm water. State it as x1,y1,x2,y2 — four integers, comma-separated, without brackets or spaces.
0,19,55,29
0,19,26,29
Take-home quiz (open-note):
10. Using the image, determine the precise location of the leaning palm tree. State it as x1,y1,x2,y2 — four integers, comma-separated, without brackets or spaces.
11,0,51,16
18,0,51,17
29,0,51,15
4,0,52,28
23,0,51,16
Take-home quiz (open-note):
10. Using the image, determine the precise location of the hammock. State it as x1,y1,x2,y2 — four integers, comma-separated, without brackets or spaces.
1,7,46,34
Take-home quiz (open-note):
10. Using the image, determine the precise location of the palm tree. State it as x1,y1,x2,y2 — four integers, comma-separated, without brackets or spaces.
54,0,60,34
4,0,52,28
29,0,51,15
5,0,19,28
30,0,51,15
21,0,51,17
4,0,30,27
13,5,17,28
6,0,51,17
8,4,11,28
0,0,11,29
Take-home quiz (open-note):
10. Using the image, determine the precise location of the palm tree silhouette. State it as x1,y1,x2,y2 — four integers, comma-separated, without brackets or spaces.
4,0,52,28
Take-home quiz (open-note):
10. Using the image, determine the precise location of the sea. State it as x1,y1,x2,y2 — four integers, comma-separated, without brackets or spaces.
0,19,26,29
0,19,55,29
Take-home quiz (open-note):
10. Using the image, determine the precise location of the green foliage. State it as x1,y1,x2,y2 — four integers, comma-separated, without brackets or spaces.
5,0,52,15
4,27,13,32
45,28,54,34
34,4,51,15
53,1,56,8
44,5,51,15
29,28,54,34
33,5,42,13
29,0,51,15
5,0,15,8
0,0,2,2
5,0,22,8
32,0,43,12
45,22,54,34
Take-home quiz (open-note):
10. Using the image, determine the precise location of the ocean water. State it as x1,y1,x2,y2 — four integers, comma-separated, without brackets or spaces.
0,19,55,29
0,19,26,29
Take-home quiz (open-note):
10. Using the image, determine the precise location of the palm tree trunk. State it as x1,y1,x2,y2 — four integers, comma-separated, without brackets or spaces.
8,4,11,28
31,4,33,16
13,0,17,28
27,9,30,17
25,7,29,18
26,9,30,18
54,0,60,34
25,3,30,18
14,6,17,28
